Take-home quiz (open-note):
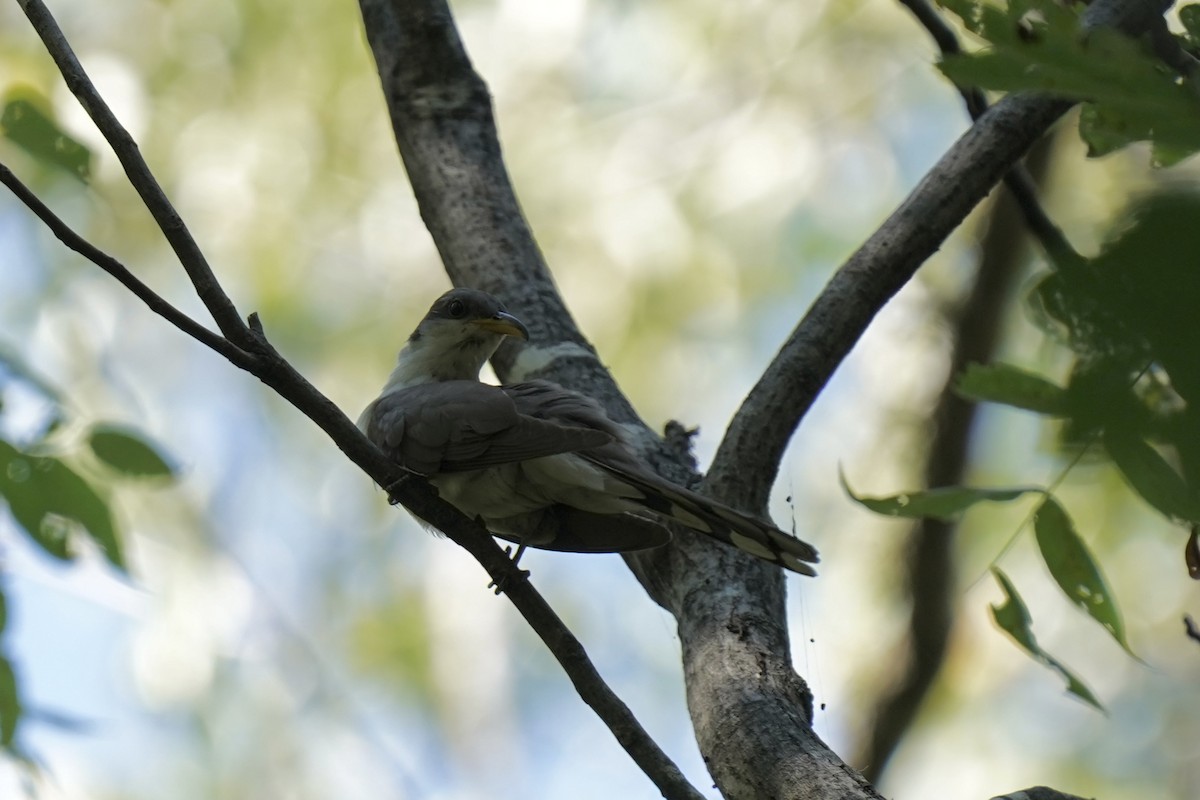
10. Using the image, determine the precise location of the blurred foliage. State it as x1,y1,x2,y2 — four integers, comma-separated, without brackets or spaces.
0,346,175,763
1,85,91,183
852,189,1200,705
938,0,1200,166
2,0,1198,797
847,0,1200,712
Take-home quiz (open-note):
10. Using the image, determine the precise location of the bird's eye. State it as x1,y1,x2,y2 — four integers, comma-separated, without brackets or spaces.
447,299,466,318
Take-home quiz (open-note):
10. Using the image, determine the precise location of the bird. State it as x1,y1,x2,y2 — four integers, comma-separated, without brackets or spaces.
357,288,819,576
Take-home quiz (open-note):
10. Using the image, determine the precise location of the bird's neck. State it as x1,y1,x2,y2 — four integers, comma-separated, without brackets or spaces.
379,333,498,393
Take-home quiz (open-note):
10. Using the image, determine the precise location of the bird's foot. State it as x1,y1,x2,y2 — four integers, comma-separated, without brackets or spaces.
487,545,530,595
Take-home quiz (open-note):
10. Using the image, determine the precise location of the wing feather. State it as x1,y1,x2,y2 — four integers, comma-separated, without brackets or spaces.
364,381,612,474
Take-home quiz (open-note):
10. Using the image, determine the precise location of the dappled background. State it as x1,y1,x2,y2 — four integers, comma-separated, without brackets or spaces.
0,0,1197,797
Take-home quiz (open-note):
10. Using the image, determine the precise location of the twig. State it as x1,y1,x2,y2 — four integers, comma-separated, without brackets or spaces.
705,0,1164,515
0,164,252,368
15,0,251,346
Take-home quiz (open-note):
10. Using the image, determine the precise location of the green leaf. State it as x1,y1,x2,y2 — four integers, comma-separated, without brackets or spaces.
88,425,175,479
956,362,1069,415
841,470,1037,519
937,1,1200,163
990,568,1103,710
1104,430,1200,524
1,87,91,182
1033,496,1133,655
0,440,126,570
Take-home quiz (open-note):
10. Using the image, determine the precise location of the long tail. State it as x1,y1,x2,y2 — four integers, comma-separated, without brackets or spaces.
586,458,819,576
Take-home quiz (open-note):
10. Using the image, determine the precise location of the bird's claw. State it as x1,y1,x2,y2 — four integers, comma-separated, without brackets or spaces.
487,545,530,595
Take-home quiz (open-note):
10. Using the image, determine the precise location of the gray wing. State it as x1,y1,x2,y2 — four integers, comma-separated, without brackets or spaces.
364,381,612,474
507,380,819,573
501,380,629,441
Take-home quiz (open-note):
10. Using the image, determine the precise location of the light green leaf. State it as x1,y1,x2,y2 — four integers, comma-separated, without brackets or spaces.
841,470,1037,519
1,87,91,182
956,362,1068,415
990,568,1103,710
1033,496,1133,655
88,425,175,479
0,440,126,570
1104,430,1200,525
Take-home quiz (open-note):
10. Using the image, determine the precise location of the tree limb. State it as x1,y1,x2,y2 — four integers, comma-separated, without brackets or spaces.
1,170,705,800
7,4,705,796
355,0,1170,797
705,0,1169,517
896,0,1074,261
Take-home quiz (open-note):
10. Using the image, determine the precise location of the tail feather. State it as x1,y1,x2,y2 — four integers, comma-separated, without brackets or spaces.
584,456,819,576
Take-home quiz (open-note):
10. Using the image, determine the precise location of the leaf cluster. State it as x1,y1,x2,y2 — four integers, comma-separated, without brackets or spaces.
0,348,174,761
938,0,1200,166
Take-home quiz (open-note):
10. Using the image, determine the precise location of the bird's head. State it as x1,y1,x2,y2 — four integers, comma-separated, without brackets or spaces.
390,288,529,387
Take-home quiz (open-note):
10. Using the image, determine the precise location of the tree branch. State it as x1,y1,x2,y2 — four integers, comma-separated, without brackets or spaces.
15,0,252,346
8,7,705,796
705,0,1169,516
0,176,706,800
896,0,1075,262
0,164,252,368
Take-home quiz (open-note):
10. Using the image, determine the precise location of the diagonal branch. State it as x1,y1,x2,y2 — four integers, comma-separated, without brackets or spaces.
8,7,705,797
895,0,1075,261
1,173,706,800
0,164,252,368
15,0,251,346
705,0,1170,515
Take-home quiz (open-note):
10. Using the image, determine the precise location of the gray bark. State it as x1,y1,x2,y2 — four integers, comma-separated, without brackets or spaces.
353,0,1166,797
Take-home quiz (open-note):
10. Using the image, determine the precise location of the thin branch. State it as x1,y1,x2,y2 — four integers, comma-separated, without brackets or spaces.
0,163,253,368
15,0,251,346
8,11,705,797
0,185,706,800
898,0,1075,261
706,0,1167,515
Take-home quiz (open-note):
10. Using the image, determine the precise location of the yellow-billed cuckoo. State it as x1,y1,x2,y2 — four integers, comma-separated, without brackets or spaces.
358,288,818,576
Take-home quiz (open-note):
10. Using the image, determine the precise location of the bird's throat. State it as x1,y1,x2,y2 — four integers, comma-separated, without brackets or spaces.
381,333,499,392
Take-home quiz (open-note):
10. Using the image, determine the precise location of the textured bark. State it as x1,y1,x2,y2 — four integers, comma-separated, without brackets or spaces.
354,1,1167,798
